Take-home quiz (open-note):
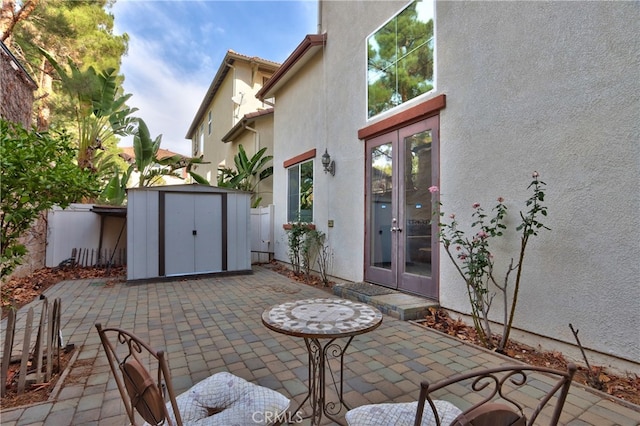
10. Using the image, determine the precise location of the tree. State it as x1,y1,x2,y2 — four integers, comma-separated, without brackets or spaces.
217,144,273,208
39,47,137,175
98,120,209,204
1,0,128,130
367,2,434,117
0,0,38,43
0,118,99,279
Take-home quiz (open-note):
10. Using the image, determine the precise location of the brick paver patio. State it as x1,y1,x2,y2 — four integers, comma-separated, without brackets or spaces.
1,266,638,425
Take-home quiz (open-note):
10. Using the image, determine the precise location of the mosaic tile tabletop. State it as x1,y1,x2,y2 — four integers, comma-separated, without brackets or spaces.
262,298,383,338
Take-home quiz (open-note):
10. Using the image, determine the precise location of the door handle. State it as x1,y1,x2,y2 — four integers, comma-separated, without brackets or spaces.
192,230,197,236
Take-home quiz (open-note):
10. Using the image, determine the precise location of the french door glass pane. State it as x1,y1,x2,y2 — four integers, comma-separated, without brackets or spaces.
370,142,393,269
404,130,432,277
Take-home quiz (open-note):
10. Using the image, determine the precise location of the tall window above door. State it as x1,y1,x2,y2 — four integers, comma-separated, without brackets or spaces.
367,0,435,118
287,160,314,223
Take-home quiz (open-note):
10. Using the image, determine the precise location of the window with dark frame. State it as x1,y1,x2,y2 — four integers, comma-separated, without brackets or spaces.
287,160,314,223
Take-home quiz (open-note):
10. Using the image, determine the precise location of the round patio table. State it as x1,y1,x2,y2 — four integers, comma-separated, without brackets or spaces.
262,298,383,425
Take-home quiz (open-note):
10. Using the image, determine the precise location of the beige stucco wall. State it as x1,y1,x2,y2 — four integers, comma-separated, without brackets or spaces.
193,61,275,184
274,0,639,365
435,0,639,365
196,75,235,182
227,117,274,207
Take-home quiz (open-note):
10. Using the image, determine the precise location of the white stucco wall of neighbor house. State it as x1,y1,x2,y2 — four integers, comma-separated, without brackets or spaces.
434,1,639,365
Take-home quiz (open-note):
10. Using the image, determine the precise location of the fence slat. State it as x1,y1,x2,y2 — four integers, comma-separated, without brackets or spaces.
1,308,17,397
17,308,34,393
46,303,54,381
55,299,62,368
34,298,47,383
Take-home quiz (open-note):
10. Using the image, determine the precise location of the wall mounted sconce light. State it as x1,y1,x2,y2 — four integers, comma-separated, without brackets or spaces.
321,149,335,176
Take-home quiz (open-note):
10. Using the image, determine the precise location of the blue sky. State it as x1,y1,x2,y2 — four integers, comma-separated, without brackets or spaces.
111,0,318,155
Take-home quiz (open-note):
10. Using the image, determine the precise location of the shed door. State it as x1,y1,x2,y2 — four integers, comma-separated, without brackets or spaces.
164,193,222,276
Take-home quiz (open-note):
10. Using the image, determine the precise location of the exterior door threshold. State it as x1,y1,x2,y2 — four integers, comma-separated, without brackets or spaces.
333,282,438,321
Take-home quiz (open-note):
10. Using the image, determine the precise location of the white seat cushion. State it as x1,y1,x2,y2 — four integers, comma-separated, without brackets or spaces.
345,399,462,426
147,372,290,425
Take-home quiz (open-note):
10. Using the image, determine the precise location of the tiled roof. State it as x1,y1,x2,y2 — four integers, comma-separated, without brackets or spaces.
185,50,280,138
119,147,185,163
221,108,274,142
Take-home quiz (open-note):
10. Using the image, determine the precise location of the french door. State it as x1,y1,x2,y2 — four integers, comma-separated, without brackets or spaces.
364,116,439,299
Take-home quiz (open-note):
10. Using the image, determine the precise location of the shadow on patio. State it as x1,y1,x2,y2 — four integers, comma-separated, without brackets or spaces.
1,266,638,425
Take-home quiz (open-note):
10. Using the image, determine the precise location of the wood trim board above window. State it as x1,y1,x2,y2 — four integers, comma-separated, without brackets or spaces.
358,94,446,140
283,148,316,168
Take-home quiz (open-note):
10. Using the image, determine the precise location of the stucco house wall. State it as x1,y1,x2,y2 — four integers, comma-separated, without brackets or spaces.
187,51,279,184
226,116,275,206
267,0,639,367
434,0,639,366
201,74,235,181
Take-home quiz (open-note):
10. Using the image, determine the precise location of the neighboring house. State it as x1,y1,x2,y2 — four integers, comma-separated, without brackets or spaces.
0,40,37,127
185,50,279,206
258,1,639,370
119,146,189,187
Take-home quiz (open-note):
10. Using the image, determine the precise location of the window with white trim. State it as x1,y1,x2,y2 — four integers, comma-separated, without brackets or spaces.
367,0,435,118
199,123,204,154
208,111,212,135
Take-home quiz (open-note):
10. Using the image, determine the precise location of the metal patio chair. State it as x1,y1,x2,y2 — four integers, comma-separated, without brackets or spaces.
95,323,290,425
345,363,577,426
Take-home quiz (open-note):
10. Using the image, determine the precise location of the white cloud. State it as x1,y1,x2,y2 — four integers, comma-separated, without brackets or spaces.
118,37,207,156
111,0,319,157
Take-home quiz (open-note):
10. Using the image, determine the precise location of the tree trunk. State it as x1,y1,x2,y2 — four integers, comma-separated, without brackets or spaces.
1,0,39,42
36,58,53,131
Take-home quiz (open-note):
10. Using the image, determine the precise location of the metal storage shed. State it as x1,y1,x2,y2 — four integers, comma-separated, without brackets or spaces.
127,184,252,281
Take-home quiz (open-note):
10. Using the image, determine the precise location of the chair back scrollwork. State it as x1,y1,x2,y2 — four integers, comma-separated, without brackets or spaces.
415,364,577,426
95,323,184,426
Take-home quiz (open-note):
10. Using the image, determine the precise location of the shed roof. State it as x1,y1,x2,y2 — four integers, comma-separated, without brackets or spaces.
127,183,250,195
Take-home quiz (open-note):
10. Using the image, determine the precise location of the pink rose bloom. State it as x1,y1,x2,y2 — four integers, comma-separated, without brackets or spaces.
458,253,467,260
428,186,439,194
477,231,488,239
472,202,481,209
449,213,456,219
455,246,461,251
532,171,539,178
497,197,504,203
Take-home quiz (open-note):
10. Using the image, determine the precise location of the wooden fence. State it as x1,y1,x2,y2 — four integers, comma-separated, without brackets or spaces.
1,297,63,397
60,247,126,268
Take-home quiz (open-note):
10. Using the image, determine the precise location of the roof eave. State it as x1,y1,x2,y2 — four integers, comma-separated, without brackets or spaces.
221,108,274,142
185,51,281,139
257,33,326,101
